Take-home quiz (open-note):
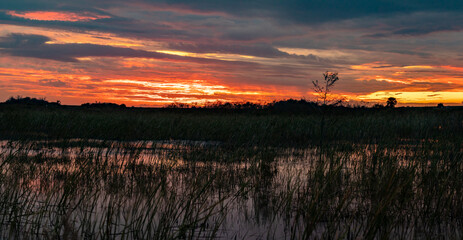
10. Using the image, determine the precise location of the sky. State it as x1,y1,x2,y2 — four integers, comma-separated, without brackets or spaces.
0,0,463,106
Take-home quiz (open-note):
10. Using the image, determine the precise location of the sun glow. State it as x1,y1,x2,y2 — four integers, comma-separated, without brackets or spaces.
105,79,267,96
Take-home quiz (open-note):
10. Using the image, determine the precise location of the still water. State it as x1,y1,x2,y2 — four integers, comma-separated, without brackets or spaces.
0,140,461,239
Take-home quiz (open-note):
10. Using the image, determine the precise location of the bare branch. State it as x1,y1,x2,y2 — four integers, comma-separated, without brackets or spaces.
312,71,340,105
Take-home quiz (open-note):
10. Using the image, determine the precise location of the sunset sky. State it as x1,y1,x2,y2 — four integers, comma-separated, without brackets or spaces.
1,1,463,106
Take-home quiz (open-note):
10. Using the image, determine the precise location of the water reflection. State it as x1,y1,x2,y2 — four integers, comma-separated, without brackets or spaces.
0,140,462,239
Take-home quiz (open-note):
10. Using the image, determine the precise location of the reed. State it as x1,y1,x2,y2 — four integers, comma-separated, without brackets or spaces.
0,106,462,239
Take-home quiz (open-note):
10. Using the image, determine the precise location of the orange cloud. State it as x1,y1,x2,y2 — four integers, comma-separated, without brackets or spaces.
0,56,304,107
1,23,463,107
2,53,462,107
6,11,110,22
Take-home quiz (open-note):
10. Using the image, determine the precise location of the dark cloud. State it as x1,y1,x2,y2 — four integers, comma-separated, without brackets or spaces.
151,0,463,24
0,11,191,41
3,0,463,40
0,33,50,47
0,33,257,65
2,0,463,56
359,11,463,38
2,0,463,21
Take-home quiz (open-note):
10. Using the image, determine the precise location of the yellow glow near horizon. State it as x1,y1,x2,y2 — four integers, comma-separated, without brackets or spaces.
357,91,463,104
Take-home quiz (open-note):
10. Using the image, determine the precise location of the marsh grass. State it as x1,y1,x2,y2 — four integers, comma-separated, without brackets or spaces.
0,107,462,239
1,107,461,147
0,139,462,239
0,141,241,239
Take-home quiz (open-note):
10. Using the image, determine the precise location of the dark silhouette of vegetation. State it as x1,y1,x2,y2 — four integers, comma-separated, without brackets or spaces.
3,95,463,117
166,102,190,109
386,97,397,108
81,102,126,109
312,72,341,160
312,72,341,105
163,99,332,114
3,96,61,106
437,103,444,108
204,101,264,110
268,99,318,113
0,94,463,147
373,103,384,108
0,103,461,146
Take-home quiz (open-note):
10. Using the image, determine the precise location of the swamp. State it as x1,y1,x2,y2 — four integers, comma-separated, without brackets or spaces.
0,105,462,239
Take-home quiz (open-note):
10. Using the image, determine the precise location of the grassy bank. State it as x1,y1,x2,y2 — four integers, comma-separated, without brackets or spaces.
0,105,462,147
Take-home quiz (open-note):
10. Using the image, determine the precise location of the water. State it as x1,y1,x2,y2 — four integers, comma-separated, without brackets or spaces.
0,140,462,239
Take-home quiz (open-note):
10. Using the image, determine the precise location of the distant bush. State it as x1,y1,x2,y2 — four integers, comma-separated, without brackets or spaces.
161,98,397,113
163,99,320,112
3,96,61,106
81,102,126,109
165,102,191,109
268,99,319,113
204,101,264,110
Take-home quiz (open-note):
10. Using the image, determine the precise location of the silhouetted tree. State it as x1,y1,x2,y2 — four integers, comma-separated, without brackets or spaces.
312,72,341,162
4,96,60,106
386,97,397,108
437,103,444,108
312,72,339,105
